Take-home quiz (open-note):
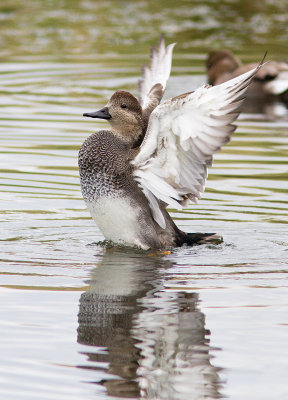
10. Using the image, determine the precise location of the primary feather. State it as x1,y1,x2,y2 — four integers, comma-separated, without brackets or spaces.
138,36,176,110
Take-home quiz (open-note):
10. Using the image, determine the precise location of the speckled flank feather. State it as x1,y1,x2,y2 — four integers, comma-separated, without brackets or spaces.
79,131,132,201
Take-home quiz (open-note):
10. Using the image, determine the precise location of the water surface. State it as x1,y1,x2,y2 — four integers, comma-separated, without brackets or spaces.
0,1,288,399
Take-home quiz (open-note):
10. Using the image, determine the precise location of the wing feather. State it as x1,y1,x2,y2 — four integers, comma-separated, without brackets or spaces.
138,37,176,110
132,61,264,228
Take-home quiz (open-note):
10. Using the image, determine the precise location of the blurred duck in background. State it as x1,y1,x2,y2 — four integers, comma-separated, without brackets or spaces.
206,50,288,115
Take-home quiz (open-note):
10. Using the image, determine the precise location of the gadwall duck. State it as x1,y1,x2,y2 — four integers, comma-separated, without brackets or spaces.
79,39,263,250
207,49,288,100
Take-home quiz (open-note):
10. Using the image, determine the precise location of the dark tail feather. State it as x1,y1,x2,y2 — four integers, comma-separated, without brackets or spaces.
175,231,223,247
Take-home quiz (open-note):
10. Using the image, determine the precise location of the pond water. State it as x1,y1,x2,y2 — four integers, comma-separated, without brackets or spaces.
0,1,288,399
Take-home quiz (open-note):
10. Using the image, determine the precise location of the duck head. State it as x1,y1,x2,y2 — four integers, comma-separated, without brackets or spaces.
84,90,144,145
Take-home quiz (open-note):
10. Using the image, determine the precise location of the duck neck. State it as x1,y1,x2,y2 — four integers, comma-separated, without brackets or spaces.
110,123,144,147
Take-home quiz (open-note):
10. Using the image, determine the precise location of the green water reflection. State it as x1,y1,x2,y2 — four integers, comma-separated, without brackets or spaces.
0,0,288,62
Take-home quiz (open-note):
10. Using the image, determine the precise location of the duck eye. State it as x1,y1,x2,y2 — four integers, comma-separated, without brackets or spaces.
120,104,127,109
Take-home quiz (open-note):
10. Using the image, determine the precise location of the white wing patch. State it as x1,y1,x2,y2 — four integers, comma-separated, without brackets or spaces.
132,62,264,228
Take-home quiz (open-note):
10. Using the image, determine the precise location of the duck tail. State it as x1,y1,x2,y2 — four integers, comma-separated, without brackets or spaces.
175,230,223,246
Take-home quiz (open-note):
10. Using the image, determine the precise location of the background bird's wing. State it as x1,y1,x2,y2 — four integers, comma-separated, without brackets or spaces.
132,63,264,229
138,36,175,114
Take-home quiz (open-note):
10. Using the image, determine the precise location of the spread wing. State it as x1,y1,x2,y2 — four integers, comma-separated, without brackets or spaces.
132,63,264,229
138,36,175,112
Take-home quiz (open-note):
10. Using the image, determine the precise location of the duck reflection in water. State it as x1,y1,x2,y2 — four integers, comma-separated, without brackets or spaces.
77,250,222,399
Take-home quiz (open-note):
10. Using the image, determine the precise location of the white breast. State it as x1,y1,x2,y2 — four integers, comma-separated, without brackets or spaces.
86,196,149,249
